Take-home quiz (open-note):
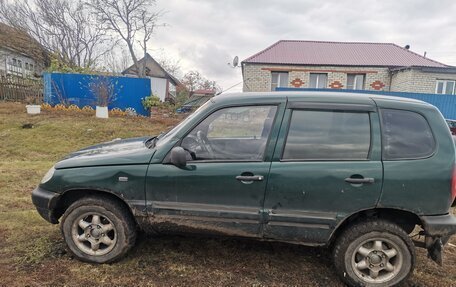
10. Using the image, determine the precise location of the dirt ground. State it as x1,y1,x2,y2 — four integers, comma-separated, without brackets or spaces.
0,102,456,286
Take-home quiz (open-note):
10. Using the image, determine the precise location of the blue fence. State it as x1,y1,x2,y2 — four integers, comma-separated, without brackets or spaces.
276,87,456,119
43,72,151,116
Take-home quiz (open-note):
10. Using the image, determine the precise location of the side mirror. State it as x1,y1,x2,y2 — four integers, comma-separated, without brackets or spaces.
170,147,187,168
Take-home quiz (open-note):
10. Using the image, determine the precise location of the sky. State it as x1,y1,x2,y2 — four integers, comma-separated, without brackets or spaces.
149,0,456,93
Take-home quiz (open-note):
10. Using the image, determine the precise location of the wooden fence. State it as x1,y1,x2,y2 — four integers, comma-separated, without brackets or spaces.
0,74,43,103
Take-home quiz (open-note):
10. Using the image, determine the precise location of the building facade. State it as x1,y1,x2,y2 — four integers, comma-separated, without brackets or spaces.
0,23,47,77
122,53,181,102
242,40,456,95
390,67,456,94
0,47,38,77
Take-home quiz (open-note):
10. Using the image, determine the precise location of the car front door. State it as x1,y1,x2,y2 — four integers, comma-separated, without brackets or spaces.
145,103,285,238
263,101,383,244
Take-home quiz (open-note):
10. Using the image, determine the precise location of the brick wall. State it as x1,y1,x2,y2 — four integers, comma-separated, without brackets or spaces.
391,69,456,94
390,69,413,92
242,64,391,92
242,64,272,92
243,63,456,94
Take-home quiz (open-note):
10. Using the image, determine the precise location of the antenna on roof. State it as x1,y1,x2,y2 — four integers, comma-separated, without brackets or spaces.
218,77,252,95
404,44,410,50
227,56,239,68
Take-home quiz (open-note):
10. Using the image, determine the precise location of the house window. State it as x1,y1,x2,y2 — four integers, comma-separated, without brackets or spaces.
309,73,328,88
347,74,365,90
271,72,289,91
436,80,455,95
8,58,22,76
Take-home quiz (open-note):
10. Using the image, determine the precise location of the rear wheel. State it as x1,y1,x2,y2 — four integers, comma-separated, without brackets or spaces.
60,196,137,263
333,220,415,287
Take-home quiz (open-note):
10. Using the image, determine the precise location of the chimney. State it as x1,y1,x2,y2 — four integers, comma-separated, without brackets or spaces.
404,45,410,50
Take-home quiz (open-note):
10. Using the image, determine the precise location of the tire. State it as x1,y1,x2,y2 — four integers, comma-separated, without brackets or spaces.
60,196,137,263
332,220,415,287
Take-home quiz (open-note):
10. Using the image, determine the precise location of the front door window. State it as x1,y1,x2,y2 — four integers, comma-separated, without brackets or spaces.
181,105,277,161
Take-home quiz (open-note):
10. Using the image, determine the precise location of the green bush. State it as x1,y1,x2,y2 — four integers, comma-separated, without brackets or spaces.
141,95,161,110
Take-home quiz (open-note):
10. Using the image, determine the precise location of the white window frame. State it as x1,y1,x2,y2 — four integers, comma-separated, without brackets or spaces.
271,72,289,91
309,73,328,89
7,58,22,76
436,80,456,95
347,74,365,90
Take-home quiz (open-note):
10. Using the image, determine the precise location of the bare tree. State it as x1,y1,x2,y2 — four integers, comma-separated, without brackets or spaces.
181,70,221,94
103,48,131,74
83,75,122,106
87,0,162,77
0,0,110,68
156,56,182,77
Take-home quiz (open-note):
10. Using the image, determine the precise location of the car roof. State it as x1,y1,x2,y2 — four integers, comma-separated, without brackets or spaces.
215,91,429,106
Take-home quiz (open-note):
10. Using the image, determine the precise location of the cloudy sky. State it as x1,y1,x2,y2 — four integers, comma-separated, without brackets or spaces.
150,0,456,92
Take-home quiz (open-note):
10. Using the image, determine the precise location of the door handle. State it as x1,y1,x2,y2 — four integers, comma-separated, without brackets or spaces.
345,177,375,184
236,175,264,182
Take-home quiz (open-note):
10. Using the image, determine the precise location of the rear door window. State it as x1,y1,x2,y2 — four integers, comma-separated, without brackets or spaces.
380,109,435,160
282,110,371,160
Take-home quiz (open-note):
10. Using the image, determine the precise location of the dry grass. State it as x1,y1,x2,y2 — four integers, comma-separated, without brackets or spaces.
0,102,455,286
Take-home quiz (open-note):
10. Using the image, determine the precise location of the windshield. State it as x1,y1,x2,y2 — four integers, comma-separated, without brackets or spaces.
155,99,214,147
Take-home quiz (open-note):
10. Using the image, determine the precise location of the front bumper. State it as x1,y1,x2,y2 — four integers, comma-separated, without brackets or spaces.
420,214,456,265
31,186,60,224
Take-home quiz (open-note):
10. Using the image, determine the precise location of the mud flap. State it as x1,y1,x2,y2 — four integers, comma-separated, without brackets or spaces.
420,214,456,265
425,235,452,266
426,237,443,265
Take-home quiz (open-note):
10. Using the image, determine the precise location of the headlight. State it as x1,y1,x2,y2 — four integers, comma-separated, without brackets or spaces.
41,166,55,184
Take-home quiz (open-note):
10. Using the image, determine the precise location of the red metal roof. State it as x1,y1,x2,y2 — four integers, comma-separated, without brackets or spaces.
243,40,448,68
193,89,216,95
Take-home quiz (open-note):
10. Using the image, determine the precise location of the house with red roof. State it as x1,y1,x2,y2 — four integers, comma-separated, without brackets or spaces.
179,89,216,111
241,40,456,95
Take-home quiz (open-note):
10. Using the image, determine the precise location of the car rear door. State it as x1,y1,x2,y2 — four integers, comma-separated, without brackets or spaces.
263,99,383,244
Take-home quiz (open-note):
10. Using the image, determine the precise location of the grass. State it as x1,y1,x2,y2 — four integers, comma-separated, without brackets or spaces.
0,102,455,286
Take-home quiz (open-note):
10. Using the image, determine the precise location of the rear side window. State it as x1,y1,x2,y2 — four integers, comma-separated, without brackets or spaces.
380,109,435,160
282,110,371,160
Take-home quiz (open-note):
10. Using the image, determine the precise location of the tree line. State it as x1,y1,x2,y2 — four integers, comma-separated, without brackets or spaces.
0,0,220,97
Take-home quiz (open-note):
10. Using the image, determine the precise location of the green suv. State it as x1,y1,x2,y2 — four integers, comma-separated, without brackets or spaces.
32,92,456,286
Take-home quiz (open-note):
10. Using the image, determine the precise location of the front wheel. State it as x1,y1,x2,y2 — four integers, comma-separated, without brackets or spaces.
333,220,415,287
60,196,137,263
